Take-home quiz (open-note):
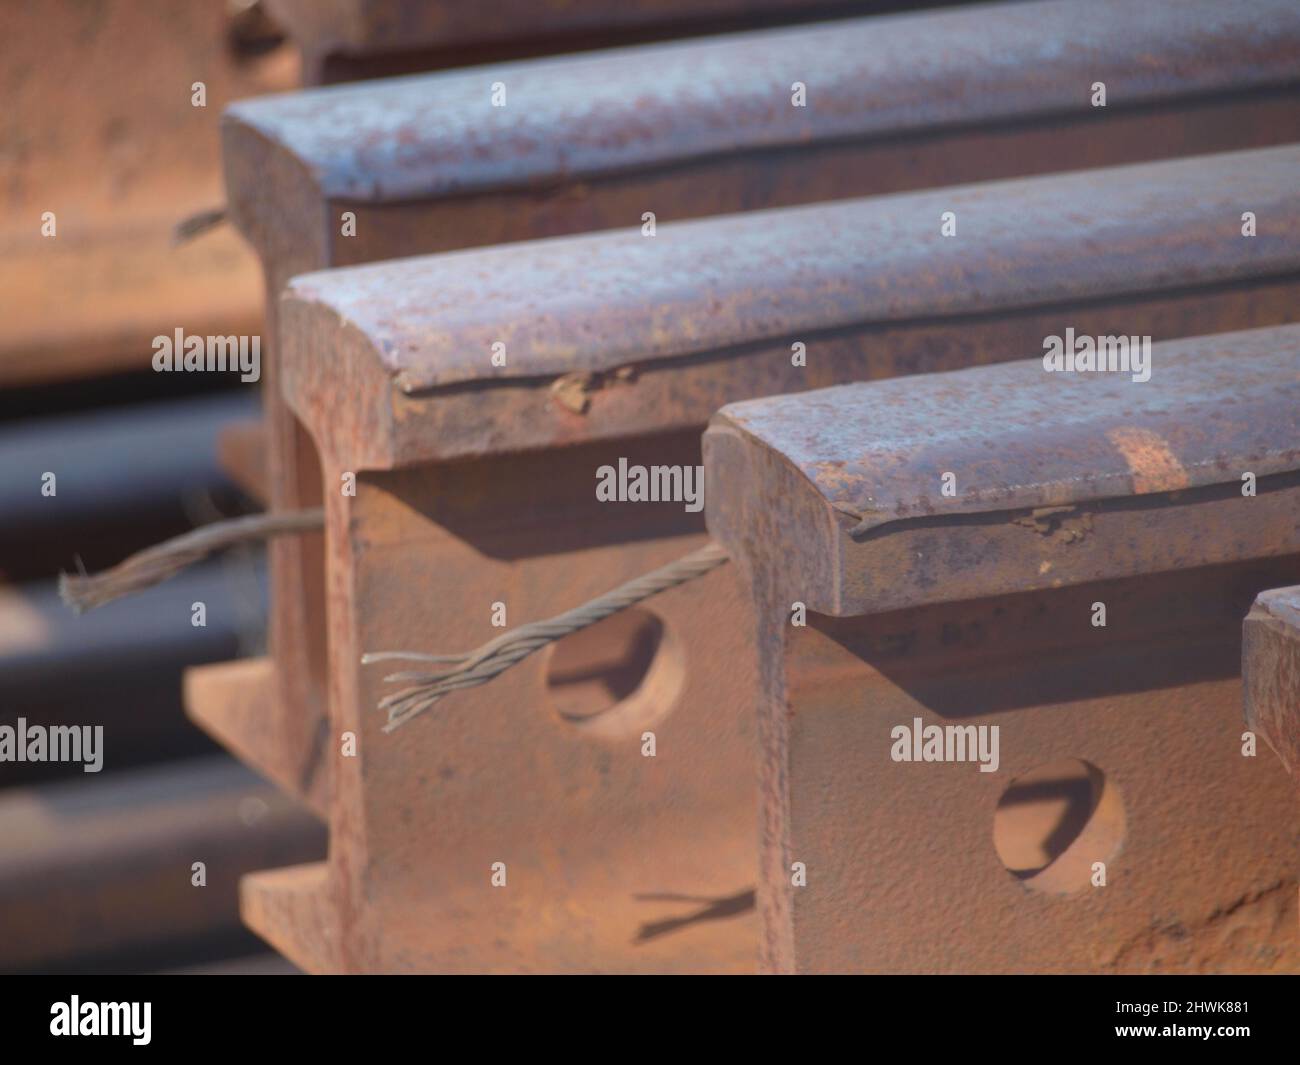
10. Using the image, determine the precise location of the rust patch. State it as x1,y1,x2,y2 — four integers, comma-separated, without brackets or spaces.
1105,880,1300,973
550,366,638,414
1012,505,1094,543
550,371,597,413
1106,426,1191,494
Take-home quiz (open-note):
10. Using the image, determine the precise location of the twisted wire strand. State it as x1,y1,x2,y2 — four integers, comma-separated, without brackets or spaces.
367,542,731,732
59,508,326,613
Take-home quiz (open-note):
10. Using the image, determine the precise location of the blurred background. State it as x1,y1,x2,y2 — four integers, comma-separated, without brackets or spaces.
1,0,304,975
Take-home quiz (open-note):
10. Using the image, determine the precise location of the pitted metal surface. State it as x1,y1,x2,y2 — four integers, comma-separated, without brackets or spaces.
283,146,1300,391
229,0,1300,204
712,324,1300,533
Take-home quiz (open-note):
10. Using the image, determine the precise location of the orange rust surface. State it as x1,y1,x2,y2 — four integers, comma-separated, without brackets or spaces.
705,331,1300,972
186,657,327,818
1105,427,1192,496
304,438,758,973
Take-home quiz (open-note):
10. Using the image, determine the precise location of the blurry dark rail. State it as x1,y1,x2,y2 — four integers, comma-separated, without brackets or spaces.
0,392,257,582
0,754,324,974
0,561,266,785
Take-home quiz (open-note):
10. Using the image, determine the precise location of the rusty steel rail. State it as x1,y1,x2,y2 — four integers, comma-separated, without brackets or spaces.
245,142,1300,818
703,324,1300,974
232,0,1300,211
266,0,824,60
266,0,905,85
2,562,268,786
218,0,1300,822
1244,586,1300,783
286,146,1300,410
209,150,1300,973
0,392,256,582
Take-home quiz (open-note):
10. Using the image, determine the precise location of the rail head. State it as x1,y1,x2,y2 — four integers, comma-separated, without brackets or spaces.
705,324,1300,615
223,0,1300,243
278,147,1300,467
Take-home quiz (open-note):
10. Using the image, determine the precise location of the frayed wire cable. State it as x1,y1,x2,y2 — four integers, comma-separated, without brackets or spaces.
365,542,730,732
60,508,325,613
